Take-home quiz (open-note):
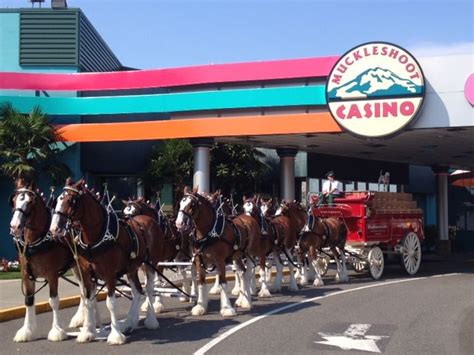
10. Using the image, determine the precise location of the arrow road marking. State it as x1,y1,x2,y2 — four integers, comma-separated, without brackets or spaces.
315,323,389,353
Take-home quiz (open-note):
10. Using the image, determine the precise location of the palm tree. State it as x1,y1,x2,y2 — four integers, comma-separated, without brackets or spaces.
0,103,70,184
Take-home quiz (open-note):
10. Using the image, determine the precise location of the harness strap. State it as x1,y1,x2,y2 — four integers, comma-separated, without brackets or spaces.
270,223,279,246
124,221,139,260
259,211,269,235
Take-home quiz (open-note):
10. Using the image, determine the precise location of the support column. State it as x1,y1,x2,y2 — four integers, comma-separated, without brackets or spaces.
433,166,450,255
137,178,144,198
277,147,298,201
191,138,213,194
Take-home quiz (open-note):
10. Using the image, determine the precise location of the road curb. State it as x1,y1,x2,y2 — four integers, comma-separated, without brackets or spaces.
0,270,290,323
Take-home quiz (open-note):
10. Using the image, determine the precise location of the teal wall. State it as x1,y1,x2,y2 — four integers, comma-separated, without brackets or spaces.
0,12,81,260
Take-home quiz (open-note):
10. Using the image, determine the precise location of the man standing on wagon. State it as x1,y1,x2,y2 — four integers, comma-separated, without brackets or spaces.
317,171,343,206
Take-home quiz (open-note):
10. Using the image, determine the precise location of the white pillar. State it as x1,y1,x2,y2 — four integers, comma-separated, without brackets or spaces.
192,139,213,194
433,166,450,255
137,178,145,198
277,148,298,201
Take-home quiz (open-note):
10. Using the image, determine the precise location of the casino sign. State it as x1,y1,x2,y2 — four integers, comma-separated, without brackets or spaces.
326,42,425,138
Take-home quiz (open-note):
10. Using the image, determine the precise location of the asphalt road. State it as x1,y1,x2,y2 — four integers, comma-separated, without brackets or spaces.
1,257,473,355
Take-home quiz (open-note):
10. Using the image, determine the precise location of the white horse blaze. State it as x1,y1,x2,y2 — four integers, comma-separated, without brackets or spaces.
243,201,254,216
176,197,192,227
10,193,32,231
50,193,66,232
123,205,136,216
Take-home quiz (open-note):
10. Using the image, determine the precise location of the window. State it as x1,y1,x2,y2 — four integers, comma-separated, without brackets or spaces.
345,181,355,192
368,183,378,191
309,178,320,193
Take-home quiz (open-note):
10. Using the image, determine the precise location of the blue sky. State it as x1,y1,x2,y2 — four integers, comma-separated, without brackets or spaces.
1,0,473,69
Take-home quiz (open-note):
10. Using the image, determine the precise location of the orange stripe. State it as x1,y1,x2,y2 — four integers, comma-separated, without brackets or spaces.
57,113,341,142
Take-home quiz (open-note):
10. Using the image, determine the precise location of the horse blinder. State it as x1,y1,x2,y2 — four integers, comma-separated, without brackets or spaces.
8,193,15,208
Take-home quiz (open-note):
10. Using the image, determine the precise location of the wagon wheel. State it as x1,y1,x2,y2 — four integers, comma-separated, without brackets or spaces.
351,260,366,273
400,232,422,275
315,256,329,277
368,246,384,280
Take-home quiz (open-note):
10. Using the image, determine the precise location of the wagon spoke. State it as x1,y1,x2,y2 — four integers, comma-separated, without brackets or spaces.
401,232,422,275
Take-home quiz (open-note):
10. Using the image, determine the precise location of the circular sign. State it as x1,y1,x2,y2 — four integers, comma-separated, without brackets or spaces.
326,42,425,138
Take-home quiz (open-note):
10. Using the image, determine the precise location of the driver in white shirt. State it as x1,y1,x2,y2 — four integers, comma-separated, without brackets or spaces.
317,171,343,206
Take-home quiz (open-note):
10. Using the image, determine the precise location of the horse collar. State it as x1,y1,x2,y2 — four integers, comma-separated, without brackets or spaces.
13,209,58,257
76,207,119,256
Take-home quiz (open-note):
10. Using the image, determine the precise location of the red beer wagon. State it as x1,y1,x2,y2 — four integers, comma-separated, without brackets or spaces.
313,191,424,280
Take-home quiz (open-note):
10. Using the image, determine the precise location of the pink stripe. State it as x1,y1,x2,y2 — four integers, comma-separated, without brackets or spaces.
0,56,338,91
465,74,474,105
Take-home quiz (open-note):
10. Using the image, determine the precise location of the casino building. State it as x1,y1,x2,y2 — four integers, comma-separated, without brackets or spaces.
0,4,473,259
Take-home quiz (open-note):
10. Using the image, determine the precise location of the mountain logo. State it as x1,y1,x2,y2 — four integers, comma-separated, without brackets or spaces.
328,67,423,100
326,42,425,138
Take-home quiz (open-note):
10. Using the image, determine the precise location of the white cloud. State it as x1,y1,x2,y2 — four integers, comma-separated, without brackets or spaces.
408,41,474,57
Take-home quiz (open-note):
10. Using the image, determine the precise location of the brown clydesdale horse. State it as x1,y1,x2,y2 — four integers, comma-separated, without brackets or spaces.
49,179,165,345
296,210,349,286
123,197,194,307
203,190,254,297
9,179,75,343
270,200,307,292
175,187,260,316
242,196,275,297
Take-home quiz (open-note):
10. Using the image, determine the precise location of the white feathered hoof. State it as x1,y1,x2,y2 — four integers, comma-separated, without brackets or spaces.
220,307,236,317
153,301,164,314
191,304,207,316
140,300,149,313
13,326,37,343
47,326,68,342
238,297,252,310
258,287,272,298
231,285,240,296
234,294,243,308
313,278,324,287
208,285,221,295
299,277,309,286
76,330,96,343
107,329,126,345
68,311,84,328
144,315,159,330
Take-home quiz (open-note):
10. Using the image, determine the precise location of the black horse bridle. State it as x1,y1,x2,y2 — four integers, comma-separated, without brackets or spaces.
52,186,83,226
10,188,38,219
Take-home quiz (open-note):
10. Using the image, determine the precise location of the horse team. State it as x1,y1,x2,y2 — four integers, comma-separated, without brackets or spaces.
8,178,348,345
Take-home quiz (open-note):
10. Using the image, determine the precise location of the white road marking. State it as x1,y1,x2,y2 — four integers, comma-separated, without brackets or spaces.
194,273,460,355
316,323,388,353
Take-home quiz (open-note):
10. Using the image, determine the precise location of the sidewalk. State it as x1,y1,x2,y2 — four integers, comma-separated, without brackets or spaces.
0,269,185,310
0,277,83,309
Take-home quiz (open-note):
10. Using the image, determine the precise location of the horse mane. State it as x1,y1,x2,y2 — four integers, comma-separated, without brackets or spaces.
15,178,37,191
187,190,214,210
